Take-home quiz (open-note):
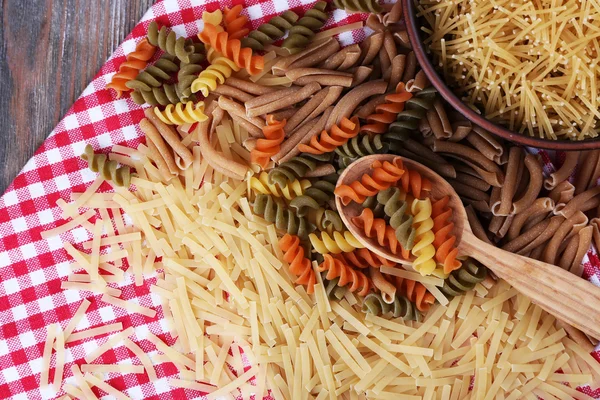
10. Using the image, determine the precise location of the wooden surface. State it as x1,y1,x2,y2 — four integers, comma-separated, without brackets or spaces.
0,0,155,194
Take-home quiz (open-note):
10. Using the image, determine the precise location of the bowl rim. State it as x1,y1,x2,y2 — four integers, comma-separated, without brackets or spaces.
402,0,600,151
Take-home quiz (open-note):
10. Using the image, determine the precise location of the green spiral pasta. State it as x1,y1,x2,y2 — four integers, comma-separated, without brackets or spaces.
289,174,338,216
81,145,132,187
125,54,179,92
268,153,332,188
376,187,416,251
441,259,488,298
388,87,438,136
177,63,204,101
183,42,205,65
361,196,386,219
131,84,197,106
333,0,383,13
310,208,344,233
334,134,388,159
362,293,421,321
147,21,195,63
253,194,316,240
242,11,299,51
322,272,348,300
282,1,328,52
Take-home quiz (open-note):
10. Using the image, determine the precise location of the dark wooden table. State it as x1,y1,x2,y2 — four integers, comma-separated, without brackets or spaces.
0,0,155,194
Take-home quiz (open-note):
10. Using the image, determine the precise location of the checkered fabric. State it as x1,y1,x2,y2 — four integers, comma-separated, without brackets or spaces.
0,0,598,398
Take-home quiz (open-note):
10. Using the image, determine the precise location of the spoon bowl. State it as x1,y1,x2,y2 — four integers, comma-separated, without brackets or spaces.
337,154,600,339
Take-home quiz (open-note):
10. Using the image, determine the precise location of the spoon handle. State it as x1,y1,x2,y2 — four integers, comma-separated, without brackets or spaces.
461,230,600,339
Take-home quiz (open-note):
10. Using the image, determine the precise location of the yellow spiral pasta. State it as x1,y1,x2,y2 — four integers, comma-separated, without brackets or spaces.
153,101,208,126
250,172,311,201
191,47,240,96
202,10,223,26
410,198,437,276
309,231,365,255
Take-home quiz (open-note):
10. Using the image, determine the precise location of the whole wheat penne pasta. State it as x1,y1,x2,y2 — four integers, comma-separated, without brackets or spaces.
426,99,452,139
218,97,265,132
326,80,388,129
574,150,600,195
453,172,491,192
355,95,386,119
556,186,600,218
320,44,361,70
294,74,353,87
277,109,332,163
544,151,580,190
388,54,406,91
284,87,336,134
245,86,300,110
506,198,555,241
466,205,493,244
351,66,374,86
548,180,575,209
212,85,255,103
512,154,544,214
196,117,248,180
516,216,565,255
272,38,340,75
247,82,321,117
541,211,588,265
140,118,179,177
145,110,194,169
401,51,417,82
225,77,277,95
406,70,428,93
270,108,297,121
359,32,384,65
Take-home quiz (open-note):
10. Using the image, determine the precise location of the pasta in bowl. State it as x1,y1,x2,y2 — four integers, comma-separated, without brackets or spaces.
403,0,600,149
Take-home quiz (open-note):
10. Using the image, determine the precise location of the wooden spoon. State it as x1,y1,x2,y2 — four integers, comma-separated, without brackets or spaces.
337,154,600,339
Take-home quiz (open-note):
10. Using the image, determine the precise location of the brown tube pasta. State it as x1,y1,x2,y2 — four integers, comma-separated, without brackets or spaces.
393,30,411,49
326,80,388,129
558,234,579,272
218,96,266,134
229,114,263,138
556,186,600,218
225,77,277,95
320,44,361,70
351,66,374,86
463,198,491,213
466,205,493,245
502,218,552,254
245,86,301,110
404,138,453,168
355,95,386,119
450,120,472,142
275,108,332,163
426,99,452,139
406,70,428,93
286,86,343,135
432,139,504,186
448,179,490,202
453,172,491,192
359,32,384,66
492,147,522,216
287,69,353,87
517,216,565,255
512,154,544,214
247,82,321,117
270,108,298,121
506,197,555,241
144,135,176,181
544,151,580,190
144,109,194,169
401,52,417,82
388,54,406,91
140,118,179,177
580,196,600,213
393,147,457,179
489,215,513,239
304,164,336,178
541,211,588,265
196,117,248,181
548,180,575,210
569,226,592,277
272,37,340,75
379,31,397,80
574,150,600,195
212,85,255,103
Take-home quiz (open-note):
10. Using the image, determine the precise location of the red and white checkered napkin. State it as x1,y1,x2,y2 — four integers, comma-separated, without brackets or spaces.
0,0,598,399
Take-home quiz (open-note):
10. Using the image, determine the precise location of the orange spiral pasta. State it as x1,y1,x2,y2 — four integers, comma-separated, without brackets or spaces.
432,196,462,274
279,234,316,294
335,248,397,269
393,276,436,312
317,254,371,296
351,208,411,259
334,157,405,206
198,23,264,75
106,38,156,98
297,117,361,155
361,82,414,135
251,115,286,168
224,5,250,40
398,168,433,200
